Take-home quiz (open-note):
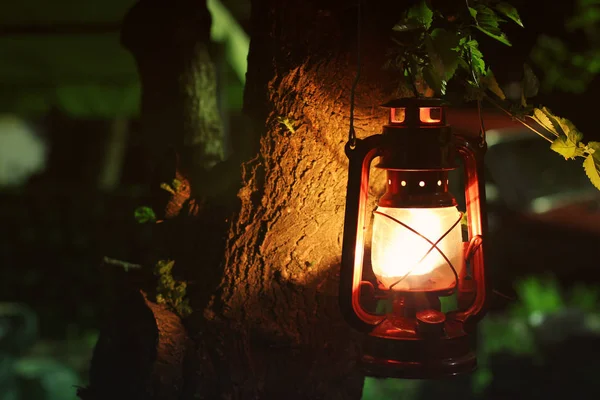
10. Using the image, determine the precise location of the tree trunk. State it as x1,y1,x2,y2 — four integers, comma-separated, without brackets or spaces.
121,0,224,196
85,0,408,399
203,1,401,398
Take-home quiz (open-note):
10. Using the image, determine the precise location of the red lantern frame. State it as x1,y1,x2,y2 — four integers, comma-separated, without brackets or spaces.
339,98,489,378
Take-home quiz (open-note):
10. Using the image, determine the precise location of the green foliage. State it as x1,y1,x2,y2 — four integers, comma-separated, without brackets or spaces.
362,378,421,400
390,0,522,97
393,0,433,32
424,29,460,93
511,276,565,318
1,0,249,117
389,0,600,190
473,276,600,395
160,179,183,195
531,0,600,93
529,106,592,162
494,2,523,27
277,116,297,133
407,0,433,30
550,136,585,160
457,37,486,78
584,142,600,190
154,260,192,318
484,276,600,346
480,69,505,99
469,4,512,46
570,282,600,312
134,206,157,224
522,64,539,98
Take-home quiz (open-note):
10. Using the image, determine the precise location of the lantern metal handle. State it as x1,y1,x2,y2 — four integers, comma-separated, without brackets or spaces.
453,135,489,323
340,135,386,332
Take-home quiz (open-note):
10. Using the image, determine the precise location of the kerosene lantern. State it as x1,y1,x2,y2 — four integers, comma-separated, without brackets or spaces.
339,98,488,378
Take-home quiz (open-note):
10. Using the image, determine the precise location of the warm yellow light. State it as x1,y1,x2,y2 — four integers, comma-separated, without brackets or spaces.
419,107,442,123
371,206,463,292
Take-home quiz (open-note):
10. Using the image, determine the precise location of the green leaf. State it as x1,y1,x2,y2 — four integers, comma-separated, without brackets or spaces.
468,7,478,19
481,69,506,99
495,2,524,27
551,136,578,159
277,116,297,133
533,107,583,148
584,154,600,190
545,109,583,147
153,259,192,317
472,5,512,46
522,64,539,98
171,179,182,192
423,63,447,95
134,206,157,224
563,122,583,146
393,1,433,32
407,1,433,29
588,141,600,161
457,38,486,77
155,259,175,276
160,182,176,194
532,108,557,135
541,108,583,156
551,133,585,159
426,29,461,81
474,25,512,46
589,141,600,156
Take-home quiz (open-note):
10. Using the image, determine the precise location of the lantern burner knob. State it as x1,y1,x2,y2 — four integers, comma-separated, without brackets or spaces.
416,309,446,337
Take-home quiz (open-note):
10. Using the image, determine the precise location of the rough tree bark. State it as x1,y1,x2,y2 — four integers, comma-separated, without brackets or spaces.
202,1,401,398
84,0,409,399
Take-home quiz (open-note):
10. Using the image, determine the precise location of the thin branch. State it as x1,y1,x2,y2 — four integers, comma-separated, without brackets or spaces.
103,256,142,271
524,115,560,138
404,64,420,97
493,289,516,301
476,98,487,145
463,32,487,145
483,94,554,144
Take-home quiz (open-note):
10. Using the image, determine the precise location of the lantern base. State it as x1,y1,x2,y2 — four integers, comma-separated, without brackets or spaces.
361,318,476,379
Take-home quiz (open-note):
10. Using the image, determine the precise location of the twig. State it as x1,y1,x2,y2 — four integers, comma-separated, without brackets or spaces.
476,98,487,146
463,32,487,145
483,94,554,144
524,115,559,138
405,64,420,97
103,256,142,271
493,289,516,301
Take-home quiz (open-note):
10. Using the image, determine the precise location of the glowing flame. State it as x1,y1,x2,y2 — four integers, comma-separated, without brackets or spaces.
371,206,463,292
419,107,442,123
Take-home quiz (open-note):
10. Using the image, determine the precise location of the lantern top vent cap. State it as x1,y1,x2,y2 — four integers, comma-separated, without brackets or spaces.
381,97,448,109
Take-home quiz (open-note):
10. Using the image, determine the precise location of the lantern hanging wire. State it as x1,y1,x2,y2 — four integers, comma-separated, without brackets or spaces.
348,0,362,148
